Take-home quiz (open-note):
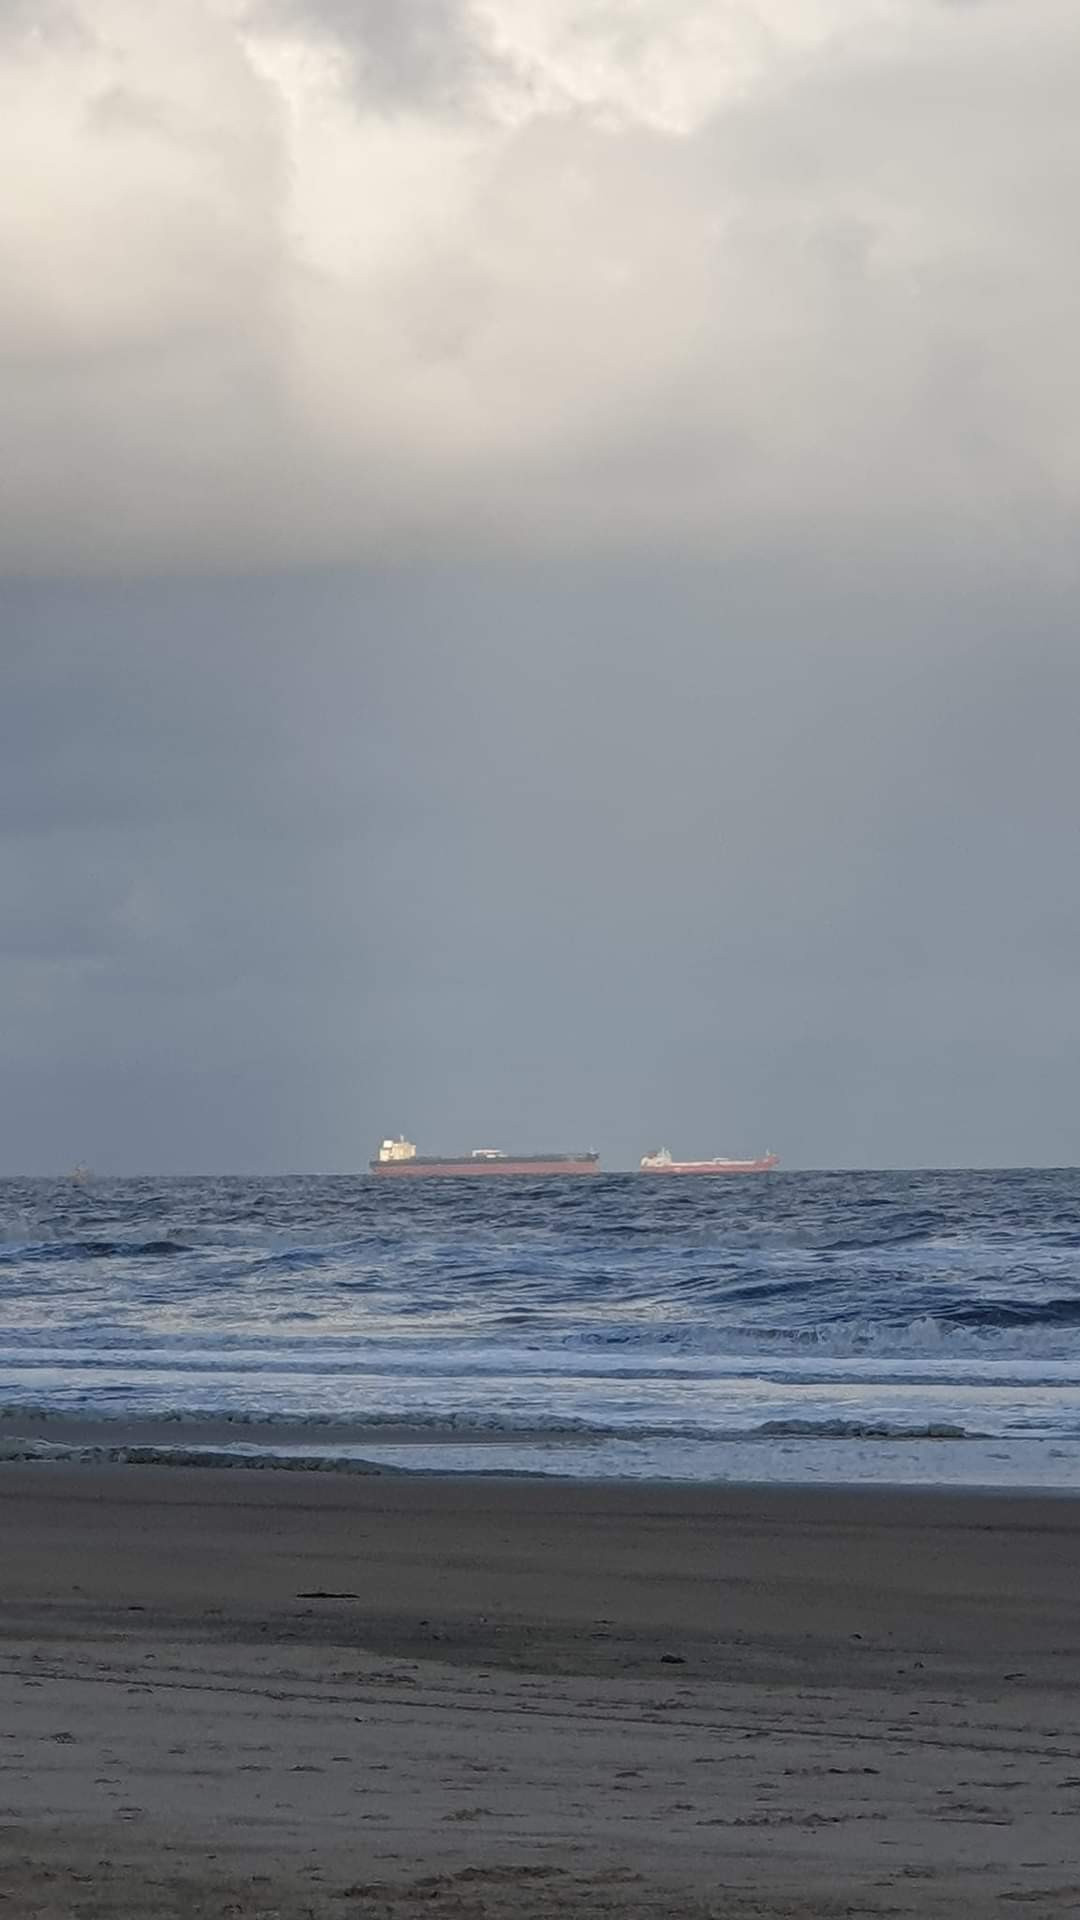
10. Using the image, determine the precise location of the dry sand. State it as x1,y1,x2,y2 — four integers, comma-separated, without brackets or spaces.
2,1464,1080,1917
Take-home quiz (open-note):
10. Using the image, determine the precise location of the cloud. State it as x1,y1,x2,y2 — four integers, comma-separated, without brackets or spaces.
256,0,500,113
2,0,1079,575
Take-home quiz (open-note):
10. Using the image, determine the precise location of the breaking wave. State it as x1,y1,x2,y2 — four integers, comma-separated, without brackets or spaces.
0,1404,980,1442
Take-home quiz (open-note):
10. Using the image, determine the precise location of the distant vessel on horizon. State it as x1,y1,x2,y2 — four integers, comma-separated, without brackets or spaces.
370,1136,600,1177
639,1148,779,1175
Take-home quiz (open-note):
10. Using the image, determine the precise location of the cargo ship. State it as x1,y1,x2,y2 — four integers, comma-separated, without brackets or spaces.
639,1148,779,1175
370,1137,600,1177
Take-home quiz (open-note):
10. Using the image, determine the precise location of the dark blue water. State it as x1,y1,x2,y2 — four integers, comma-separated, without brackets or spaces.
2,1170,1079,1485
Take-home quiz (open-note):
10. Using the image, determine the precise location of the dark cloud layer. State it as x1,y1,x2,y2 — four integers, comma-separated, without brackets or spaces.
259,0,495,111
4,555,1078,1171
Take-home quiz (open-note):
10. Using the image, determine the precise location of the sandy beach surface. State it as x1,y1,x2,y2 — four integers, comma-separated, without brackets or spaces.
2,1466,1080,1917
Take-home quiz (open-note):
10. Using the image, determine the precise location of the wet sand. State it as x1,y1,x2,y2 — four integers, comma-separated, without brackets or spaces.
2,1464,1080,1916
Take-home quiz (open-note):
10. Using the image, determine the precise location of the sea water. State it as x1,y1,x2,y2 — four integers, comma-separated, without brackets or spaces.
2,1169,1080,1487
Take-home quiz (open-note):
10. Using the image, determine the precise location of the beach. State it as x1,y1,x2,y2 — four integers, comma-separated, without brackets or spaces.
2,1465,1080,1916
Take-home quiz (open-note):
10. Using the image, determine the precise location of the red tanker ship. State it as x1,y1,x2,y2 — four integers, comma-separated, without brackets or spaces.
370,1137,600,1177
639,1147,779,1175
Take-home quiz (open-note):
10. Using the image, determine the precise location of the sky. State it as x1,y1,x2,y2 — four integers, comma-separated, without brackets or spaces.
2,0,1079,1172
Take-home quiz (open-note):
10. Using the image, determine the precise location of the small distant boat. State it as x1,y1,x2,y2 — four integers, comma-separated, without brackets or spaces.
70,1163,91,1185
639,1148,779,1175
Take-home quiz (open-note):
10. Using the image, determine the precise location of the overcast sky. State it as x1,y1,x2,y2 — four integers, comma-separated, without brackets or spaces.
3,0,1079,1172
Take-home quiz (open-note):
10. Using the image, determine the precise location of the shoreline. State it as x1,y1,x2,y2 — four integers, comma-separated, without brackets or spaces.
6,1442,1080,1502
4,1411,1080,1495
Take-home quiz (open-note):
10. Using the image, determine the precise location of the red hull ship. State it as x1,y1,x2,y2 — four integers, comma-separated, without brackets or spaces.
640,1148,778,1175
370,1137,599,1177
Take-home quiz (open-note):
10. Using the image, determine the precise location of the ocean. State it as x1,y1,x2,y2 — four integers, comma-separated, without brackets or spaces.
2,1168,1080,1488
